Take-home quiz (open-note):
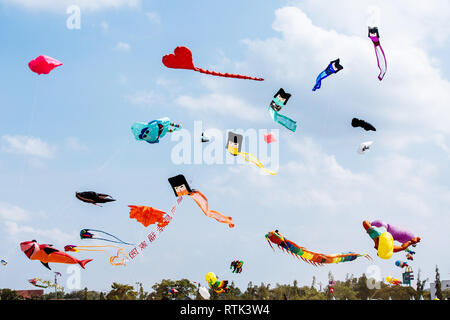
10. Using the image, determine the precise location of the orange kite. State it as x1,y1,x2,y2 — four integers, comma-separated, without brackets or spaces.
189,191,234,228
128,206,170,228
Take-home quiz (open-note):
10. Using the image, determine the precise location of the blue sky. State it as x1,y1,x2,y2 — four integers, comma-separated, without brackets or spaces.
1,0,450,294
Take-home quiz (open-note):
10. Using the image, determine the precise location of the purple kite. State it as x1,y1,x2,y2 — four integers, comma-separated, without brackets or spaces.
368,27,387,81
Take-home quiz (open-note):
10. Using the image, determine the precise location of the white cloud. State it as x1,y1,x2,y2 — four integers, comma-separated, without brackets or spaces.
65,137,88,151
1,135,55,159
101,21,109,31
0,202,30,221
232,5,450,169
115,41,131,52
0,0,141,12
146,11,160,24
125,90,160,106
4,221,74,245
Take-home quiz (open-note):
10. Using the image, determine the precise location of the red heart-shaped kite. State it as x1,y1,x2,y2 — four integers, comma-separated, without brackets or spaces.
162,46,196,70
162,46,264,81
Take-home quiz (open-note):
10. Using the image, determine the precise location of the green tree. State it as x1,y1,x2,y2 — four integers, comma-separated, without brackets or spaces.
0,289,21,300
137,283,148,300
354,274,375,300
435,265,443,300
415,269,428,300
223,281,242,300
148,279,196,300
372,285,416,300
106,283,138,300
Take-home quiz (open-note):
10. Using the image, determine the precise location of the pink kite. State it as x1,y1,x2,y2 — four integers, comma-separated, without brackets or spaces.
162,46,264,81
264,133,277,144
28,55,62,75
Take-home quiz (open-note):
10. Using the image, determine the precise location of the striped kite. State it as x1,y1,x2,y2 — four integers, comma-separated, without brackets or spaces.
265,230,371,266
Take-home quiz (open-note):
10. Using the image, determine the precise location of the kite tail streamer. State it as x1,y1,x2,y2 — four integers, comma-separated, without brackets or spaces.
189,190,234,228
238,152,276,175
168,122,182,133
67,245,127,266
312,70,330,91
269,108,297,132
195,67,264,81
373,44,387,80
83,229,135,246
86,237,134,246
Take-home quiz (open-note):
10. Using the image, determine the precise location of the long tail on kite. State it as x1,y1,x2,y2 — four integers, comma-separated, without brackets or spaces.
195,67,264,81
189,190,235,228
162,46,264,81
265,230,371,266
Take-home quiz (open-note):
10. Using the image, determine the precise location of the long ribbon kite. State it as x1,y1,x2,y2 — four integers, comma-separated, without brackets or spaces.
163,46,264,81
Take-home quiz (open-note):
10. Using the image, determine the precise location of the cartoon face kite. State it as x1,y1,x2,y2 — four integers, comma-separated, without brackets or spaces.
226,132,276,175
268,88,297,132
168,174,234,227
270,88,291,112
168,174,193,197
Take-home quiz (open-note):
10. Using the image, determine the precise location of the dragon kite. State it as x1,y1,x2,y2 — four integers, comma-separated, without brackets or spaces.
265,230,371,266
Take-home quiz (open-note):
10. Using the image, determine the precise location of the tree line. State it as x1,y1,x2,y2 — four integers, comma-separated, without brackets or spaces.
1,266,448,300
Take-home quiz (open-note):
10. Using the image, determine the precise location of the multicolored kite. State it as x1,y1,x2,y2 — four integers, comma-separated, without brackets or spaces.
230,260,244,273
163,46,263,81
395,260,408,268
205,272,230,294
269,88,297,132
226,131,276,175
386,276,401,286
363,220,421,259
265,230,371,266
131,118,182,144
